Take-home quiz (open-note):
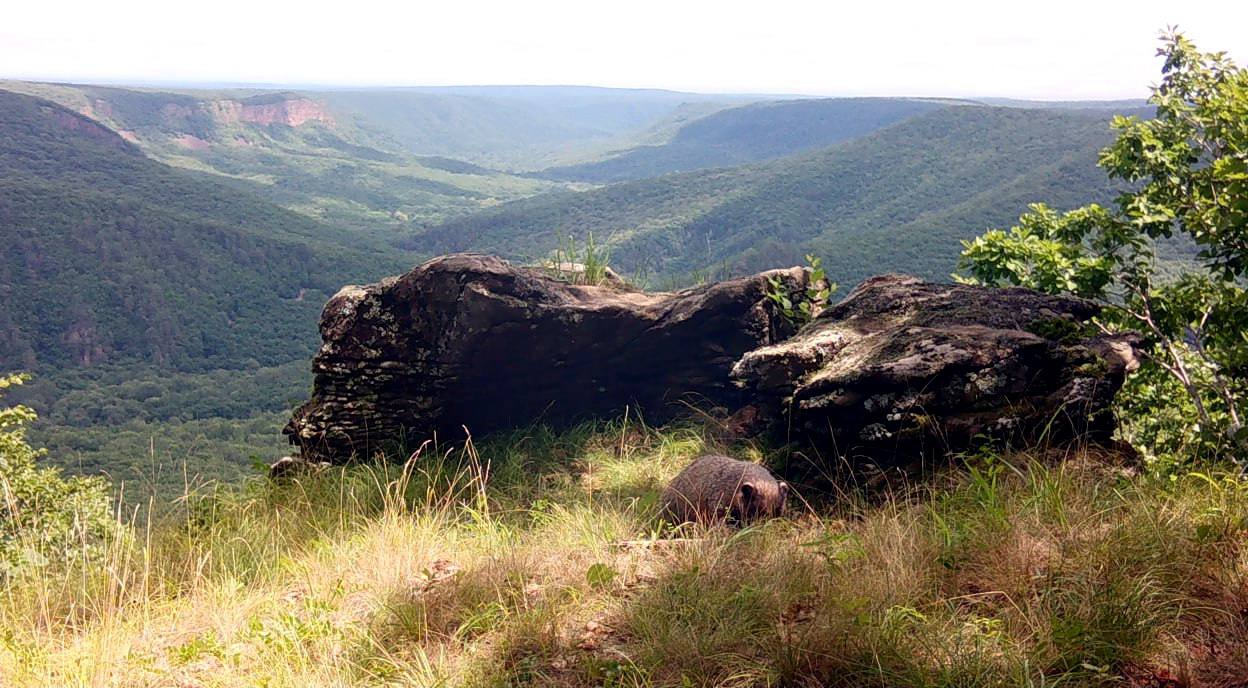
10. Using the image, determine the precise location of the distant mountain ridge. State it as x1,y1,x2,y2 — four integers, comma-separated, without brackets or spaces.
318,86,757,169
973,97,1150,110
0,81,559,233
414,105,1142,287
534,98,955,183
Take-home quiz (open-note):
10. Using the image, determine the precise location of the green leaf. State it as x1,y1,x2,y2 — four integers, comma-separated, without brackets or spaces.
586,562,618,590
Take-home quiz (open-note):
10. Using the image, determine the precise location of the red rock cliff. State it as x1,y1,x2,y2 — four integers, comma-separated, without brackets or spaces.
204,98,334,127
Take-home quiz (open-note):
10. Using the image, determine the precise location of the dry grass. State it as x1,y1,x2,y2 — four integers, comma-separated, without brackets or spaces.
3,420,1248,687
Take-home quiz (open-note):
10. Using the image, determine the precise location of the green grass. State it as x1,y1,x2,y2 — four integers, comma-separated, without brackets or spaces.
4,419,1247,687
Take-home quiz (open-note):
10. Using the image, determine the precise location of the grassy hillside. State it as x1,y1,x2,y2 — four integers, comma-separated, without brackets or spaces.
0,81,556,234
536,98,951,183
5,419,1244,686
415,106,1140,287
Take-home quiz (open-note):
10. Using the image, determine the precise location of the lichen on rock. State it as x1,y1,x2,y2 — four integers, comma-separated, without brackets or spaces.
731,274,1140,468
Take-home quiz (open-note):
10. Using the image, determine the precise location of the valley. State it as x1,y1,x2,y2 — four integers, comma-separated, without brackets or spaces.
416,104,1147,287
6,15,1248,686
0,81,563,236
0,79,1153,497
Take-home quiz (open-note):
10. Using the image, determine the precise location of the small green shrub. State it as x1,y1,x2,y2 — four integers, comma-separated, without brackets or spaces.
547,232,613,286
0,374,121,578
957,32,1248,467
765,253,838,327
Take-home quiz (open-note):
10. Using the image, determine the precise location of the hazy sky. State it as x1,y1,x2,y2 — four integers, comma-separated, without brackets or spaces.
2,0,1245,99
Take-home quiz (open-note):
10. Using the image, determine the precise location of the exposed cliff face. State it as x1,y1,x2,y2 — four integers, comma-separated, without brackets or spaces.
45,106,135,152
202,98,335,127
79,94,336,150
174,134,211,151
150,97,333,128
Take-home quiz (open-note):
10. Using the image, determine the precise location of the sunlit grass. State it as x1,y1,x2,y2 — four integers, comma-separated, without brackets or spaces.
4,420,1248,686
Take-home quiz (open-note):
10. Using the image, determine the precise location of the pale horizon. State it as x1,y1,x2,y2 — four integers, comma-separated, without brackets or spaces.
3,0,1246,100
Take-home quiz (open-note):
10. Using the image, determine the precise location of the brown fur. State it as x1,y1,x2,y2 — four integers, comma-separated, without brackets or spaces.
661,454,788,526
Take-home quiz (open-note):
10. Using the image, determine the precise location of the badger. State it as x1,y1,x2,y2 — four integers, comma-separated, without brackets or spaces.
661,454,788,526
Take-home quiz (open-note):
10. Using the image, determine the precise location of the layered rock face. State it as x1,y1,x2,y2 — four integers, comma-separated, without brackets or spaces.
203,98,335,127
157,97,335,129
284,254,807,462
731,274,1140,467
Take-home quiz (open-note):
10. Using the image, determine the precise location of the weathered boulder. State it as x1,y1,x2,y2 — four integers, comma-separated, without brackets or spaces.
285,254,807,462
731,274,1140,466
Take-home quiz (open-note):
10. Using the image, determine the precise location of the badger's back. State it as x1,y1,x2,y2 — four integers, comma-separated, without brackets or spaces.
661,454,786,526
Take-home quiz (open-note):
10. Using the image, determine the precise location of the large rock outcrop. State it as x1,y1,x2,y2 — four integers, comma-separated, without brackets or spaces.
284,254,807,462
286,261,1140,470
731,274,1140,467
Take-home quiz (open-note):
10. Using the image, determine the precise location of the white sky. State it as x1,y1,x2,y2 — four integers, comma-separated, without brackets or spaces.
2,0,1245,99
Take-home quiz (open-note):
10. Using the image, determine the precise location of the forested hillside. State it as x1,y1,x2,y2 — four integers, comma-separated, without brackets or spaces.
0,89,407,370
0,89,416,490
536,97,950,182
0,82,556,233
416,105,1143,286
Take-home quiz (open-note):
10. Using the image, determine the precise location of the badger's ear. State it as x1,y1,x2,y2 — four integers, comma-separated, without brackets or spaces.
739,483,755,502
778,481,789,499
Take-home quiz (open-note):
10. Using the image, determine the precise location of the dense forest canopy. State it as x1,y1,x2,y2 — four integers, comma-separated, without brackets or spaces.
535,97,950,183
